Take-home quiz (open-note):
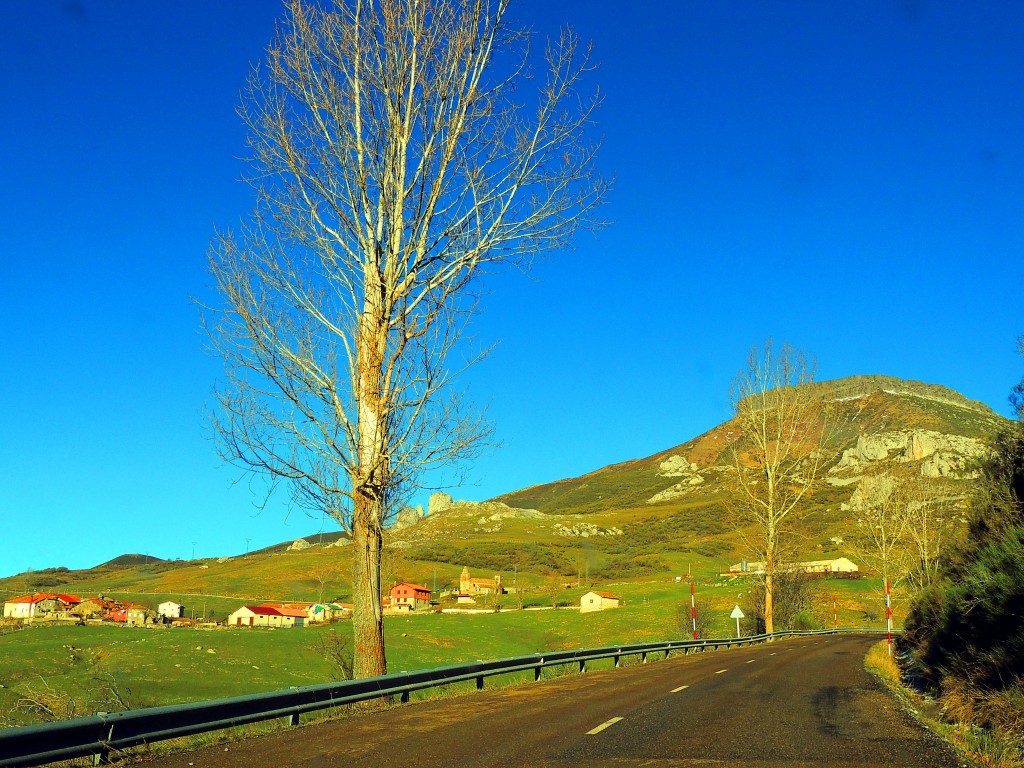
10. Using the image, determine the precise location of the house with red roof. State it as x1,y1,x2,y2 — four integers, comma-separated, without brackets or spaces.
388,582,431,612
228,604,306,628
3,592,81,620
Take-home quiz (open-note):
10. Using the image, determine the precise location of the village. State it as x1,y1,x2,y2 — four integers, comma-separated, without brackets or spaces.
1,558,862,631
0,566,628,630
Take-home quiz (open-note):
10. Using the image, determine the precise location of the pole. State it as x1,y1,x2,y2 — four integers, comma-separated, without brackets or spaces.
690,581,697,640
885,580,893,656
735,615,741,638
833,595,838,628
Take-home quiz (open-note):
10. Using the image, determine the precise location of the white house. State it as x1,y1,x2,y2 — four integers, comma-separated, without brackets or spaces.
3,593,81,619
158,601,185,619
580,590,623,613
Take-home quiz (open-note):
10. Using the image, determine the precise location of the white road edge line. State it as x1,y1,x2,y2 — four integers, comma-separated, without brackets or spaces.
671,685,690,693
587,717,624,735
715,669,727,674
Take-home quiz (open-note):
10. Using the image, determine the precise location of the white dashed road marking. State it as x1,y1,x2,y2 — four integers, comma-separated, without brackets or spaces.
670,685,689,693
746,659,756,664
587,717,623,735
715,669,727,674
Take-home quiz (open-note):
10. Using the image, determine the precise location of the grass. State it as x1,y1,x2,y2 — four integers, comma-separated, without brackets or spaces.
864,641,1023,768
0,572,903,730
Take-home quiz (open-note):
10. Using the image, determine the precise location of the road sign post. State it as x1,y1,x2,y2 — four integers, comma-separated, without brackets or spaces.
730,605,745,638
885,580,892,656
690,581,697,640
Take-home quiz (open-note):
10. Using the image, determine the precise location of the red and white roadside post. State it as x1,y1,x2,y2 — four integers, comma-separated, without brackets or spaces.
690,581,698,640
833,595,838,629
885,580,893,656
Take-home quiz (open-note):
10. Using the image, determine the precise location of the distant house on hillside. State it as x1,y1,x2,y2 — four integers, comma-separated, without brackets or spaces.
580,591,623,613
228,605,306,628
388,583,431,612
3,593,81,620
727,557,859,575
158,601,185,619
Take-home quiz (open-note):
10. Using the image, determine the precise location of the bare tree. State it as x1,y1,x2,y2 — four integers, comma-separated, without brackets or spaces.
903,479,956,592
309,559,342,604
730,340,835,633
204,0,605,678
851,473,912,589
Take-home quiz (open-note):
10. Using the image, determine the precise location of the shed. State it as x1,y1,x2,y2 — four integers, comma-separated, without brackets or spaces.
580,591,623,613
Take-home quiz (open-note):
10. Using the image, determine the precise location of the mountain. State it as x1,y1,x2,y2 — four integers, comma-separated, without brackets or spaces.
493,376,1002,517
389,376,1008,577
1,376,1008,599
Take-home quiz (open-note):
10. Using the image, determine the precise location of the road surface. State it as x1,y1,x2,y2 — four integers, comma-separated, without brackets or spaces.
145,634,961,767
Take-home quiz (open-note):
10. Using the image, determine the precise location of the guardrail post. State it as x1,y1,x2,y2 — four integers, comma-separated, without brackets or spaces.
613,654,620,668
534,665,542,681
476,676,484,690
641,651,648,664
93,712,111,766
289,711,300,727
579,660,586,673
401,690,410,703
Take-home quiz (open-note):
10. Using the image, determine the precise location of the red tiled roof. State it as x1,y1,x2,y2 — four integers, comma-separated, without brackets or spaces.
590,591,621,600
245,606,283,616
392,582,430,592
275,607,309,618
6,592,81,605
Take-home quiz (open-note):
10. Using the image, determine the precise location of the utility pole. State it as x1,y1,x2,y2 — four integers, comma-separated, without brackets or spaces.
245,538,252,556
191,542,197,560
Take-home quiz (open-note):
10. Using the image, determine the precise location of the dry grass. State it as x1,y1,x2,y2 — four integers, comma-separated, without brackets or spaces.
864,641,1023,768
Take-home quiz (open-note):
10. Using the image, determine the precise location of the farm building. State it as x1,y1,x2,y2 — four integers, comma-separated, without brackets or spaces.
3,593,81,619
228,605,306,628
105,603,153,625
388,583,431,612
158,601,185,619
580,591,623,613
308,603,351,622
728,557,859,575
71,596,120,619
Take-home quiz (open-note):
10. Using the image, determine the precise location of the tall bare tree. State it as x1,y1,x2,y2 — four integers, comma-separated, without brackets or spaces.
204,0,605,678
730,340,834,633
851,473,912,590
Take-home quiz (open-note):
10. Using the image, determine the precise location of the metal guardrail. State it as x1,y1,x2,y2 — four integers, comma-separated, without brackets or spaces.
0,627,891,767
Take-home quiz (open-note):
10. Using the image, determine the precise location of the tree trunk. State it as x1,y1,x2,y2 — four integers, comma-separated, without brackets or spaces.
351,504,386,678
764,568,775,634
351,288,390,678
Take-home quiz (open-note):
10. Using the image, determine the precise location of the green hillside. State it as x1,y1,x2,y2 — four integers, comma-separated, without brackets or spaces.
1,375,1007,611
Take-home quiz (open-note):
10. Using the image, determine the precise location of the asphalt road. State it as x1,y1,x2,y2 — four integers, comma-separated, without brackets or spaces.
146,634,962,768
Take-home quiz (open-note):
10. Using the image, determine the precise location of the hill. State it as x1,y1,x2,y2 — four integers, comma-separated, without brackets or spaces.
0,375,1008,604
96,554,168,568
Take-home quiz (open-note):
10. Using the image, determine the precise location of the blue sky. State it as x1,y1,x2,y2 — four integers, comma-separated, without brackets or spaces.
1,1,1022,578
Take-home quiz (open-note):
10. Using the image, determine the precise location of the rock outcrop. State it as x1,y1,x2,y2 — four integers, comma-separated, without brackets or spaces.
287,538,311,551
428,492,454,516
831,430,987,478
553,522,623,538
393,504,425,529
648,454,706,503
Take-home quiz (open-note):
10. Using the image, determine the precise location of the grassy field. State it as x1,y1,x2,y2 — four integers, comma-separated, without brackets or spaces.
0,573,900,728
